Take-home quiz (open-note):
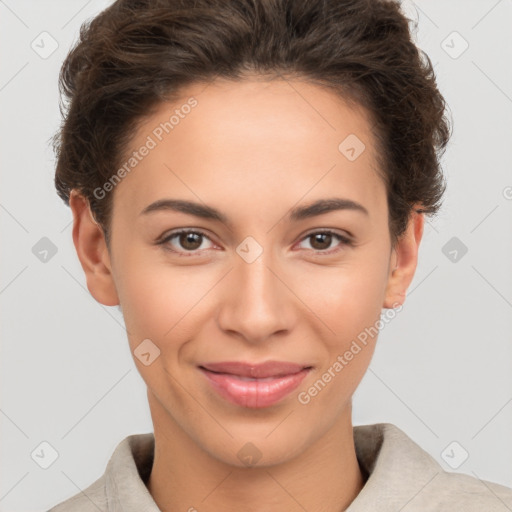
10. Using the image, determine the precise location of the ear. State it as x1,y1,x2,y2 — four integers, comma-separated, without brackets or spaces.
383,209,424,309
69,190,119,306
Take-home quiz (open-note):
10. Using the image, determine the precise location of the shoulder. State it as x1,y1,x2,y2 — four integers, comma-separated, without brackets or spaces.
47,474,108,512
47,433,155,512
352,422,512,511
425,469,512,510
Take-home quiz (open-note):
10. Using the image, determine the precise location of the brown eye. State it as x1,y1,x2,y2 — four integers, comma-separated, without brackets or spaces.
159,229,215,255
179,232,203,250
297,230,353,254
310,232,333,251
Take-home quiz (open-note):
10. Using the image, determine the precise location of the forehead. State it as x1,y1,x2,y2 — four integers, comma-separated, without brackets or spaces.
112,78,386,223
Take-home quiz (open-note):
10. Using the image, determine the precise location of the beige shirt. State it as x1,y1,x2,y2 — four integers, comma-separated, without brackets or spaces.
48,422,512,511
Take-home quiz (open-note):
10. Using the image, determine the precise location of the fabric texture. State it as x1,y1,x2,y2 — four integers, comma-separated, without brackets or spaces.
48,422,512,511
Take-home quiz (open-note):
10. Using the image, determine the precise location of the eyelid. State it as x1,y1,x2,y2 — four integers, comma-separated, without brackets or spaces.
157,227,354,257
157,228,217,251
294,228,354,253
157,227,212,243
300,227,353,242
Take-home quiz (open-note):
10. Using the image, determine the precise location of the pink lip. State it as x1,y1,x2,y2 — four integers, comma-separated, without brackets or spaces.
200,360,309,378
199,361,312,408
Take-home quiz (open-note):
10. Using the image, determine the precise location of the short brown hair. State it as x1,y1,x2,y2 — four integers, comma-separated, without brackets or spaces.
53,0,452,249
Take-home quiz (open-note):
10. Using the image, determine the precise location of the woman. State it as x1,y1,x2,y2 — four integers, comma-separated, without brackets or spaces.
49,0,512,510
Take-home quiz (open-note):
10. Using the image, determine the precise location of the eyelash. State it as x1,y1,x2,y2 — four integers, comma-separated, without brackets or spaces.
157,228,354,257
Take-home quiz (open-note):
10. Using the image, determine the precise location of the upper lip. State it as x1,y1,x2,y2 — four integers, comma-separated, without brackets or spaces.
199,361,312,378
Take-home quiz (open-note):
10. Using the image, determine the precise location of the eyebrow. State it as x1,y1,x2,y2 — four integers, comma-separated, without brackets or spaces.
139,197,369,225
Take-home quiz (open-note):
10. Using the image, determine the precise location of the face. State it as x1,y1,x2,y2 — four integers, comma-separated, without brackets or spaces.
72,77,422,467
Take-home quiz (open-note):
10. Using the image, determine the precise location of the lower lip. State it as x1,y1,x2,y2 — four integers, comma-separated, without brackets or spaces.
199,367,311,408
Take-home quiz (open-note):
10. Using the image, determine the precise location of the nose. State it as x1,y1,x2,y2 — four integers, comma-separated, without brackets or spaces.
216,245,296,344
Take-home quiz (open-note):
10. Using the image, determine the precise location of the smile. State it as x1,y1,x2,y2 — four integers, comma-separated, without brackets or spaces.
199,363,312,408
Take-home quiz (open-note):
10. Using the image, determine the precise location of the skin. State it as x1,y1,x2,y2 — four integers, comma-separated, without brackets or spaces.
70,77,424,512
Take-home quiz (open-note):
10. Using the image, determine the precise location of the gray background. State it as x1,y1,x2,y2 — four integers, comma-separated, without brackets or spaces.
1,0,511,510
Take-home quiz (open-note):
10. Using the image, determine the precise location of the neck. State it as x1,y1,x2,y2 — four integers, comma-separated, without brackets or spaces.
146,390,366,512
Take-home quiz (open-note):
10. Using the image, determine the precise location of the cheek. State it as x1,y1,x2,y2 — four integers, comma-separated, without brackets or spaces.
297,272,385,413
295,257,389,341
114,235,390,351
293,248,389,399
114,253,216,350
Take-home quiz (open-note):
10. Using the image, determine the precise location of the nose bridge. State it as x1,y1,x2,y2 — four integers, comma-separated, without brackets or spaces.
217,238,293,341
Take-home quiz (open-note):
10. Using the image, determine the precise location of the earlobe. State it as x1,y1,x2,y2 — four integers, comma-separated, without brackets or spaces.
383,210,424,309
69,190,119,306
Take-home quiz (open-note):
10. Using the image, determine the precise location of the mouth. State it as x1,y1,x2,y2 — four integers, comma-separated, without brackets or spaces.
199,360,312,378
198,361,313,408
